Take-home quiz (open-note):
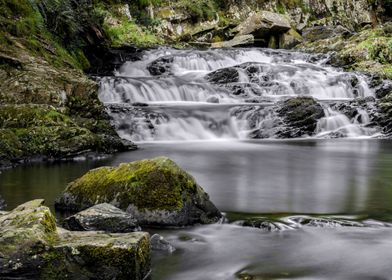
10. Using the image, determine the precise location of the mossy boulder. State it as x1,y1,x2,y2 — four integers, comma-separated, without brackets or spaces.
55,157,222,227
0,199,57,254
41,230,151,280
63,203,140,232
0,200,151,280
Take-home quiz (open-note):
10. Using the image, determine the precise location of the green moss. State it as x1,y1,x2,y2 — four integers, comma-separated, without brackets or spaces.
65,157,198,211
104,18,163,47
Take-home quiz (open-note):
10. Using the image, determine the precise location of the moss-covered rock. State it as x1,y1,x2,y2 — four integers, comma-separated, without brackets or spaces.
0,104,136,165
55,157,222,226
0,199,57,256
40,230,151,280
0,200,151,280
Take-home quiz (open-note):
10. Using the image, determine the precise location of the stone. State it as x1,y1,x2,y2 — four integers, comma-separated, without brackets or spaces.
280,28,303,49
0,200,151,280
55,157,222,227
150,234,176,253
147,56,174,76
277,97,325,137
211,35,254,48
0,199,57,256
302,25,351,42
232,11,291,39
41,229,151,280
205,67,239,84
375,80,392,99
63,203,140,233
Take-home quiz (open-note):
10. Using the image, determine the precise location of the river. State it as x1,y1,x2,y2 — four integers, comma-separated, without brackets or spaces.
1,47,392,279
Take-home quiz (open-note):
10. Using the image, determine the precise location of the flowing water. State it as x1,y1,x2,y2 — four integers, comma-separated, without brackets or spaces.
99,48,379,141
1,48,392,279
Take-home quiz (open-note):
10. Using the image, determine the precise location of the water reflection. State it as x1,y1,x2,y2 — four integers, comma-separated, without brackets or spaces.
1,140,392,219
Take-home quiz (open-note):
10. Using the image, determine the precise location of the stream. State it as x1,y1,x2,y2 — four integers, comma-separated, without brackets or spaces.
1,48,392,279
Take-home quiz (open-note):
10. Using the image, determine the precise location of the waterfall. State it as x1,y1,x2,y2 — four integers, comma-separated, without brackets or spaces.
99,48,379,142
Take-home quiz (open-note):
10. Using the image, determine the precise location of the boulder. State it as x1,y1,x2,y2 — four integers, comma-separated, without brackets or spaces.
205,67,239,84
150,234,176,253
55,157,222,227
211,34,254,48
0,200,151,280
280,29,303,49
63,203,140,232
233,11,291,39
42,229,151,280
147,56,174,76
302,25,351,42
0,199,57,256
277,97,325,137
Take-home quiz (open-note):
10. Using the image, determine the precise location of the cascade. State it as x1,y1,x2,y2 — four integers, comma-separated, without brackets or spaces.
99,48,379,142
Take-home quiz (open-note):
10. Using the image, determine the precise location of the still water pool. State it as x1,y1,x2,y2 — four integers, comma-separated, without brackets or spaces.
2,139,392,279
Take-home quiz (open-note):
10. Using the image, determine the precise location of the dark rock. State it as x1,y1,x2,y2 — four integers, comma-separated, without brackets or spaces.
55,157,222,227
277,97,325,137
150,234,176,253
206,67,239,84
374,80,392,99
86,46,144,76
63,203,140,232
147,56,174,76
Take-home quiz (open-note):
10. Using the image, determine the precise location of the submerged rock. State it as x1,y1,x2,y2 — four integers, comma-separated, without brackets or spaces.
63,203,140,232
0,200,151,280
150,234,176,253
55,157,222,227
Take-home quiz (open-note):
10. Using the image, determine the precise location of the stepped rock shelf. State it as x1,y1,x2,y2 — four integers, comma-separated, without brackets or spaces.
99,48,386,142
1,157,221,279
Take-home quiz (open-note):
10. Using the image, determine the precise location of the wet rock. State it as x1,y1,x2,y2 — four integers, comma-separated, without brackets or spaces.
150,234,176,253
147,56,174,76
277,97,325,137
233,11,291,39
374,80,392,99
206,67,239,84
63,203,140,232
55,157,222,227
0,200,151,280
302,25,352,42
211,35,254,48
